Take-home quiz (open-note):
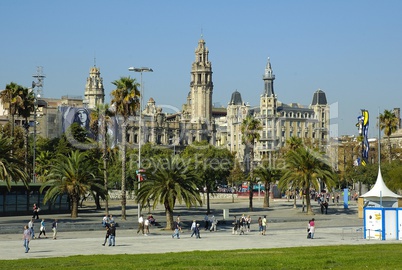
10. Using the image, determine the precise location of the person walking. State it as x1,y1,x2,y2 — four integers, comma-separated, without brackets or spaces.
172,220,181,239
28,218,35,239
144,218,150,235
108,223,116,246
204,213,209,231
195,223,201,239
190,220,197,237
32,203,40,219
232,216,238,235
38,219,47,238
52,219,58,240
209,215,217,232
246,215,251,232
239,215,246,235
309,218,315,239
258,217,262,234
102,224,111,246
262,215,267,236
137,214,145,235
176,215,183,233
23,225,31,253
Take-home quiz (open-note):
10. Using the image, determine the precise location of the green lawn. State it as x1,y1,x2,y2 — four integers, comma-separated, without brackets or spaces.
2,244,401,270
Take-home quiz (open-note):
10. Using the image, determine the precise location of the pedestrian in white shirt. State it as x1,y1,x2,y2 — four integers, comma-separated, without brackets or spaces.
137,214,144,235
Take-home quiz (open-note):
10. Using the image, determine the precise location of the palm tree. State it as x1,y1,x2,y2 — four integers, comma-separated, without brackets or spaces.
279,147,335,215
136,155,202,230
286,136,303,151
379,109,399,163
241,115,262,211
0,82,24,142
285,136,304,206
35,151,53,183
110,76,140,220
16,87,35,173
255,162,281,208
40,150,103,218
0,134,29,190
89,103,114,215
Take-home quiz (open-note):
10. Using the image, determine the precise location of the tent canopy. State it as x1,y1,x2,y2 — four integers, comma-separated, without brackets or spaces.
360,166,402,200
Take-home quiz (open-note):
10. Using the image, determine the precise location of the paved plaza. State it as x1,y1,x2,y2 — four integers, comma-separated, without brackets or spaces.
0,198,393,260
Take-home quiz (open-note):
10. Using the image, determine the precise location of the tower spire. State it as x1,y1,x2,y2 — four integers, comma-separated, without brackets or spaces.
84,66,105,109
189,37,213,123
263,57,275,97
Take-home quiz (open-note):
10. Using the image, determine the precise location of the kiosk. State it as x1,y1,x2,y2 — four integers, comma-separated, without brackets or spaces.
360,167,402,240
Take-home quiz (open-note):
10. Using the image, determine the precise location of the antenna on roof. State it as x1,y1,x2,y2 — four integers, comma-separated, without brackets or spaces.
32,66,45,97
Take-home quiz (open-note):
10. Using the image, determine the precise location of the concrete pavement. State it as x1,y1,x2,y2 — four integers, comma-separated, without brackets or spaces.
0,198,393,260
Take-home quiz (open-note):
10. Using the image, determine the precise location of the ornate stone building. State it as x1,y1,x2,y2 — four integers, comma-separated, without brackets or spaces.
127,37,217,150
223,57,330,169
84,66,105,109
0,37,331,169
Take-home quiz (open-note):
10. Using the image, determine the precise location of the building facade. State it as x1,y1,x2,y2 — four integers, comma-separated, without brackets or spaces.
224,57,330,169
0,37,330,170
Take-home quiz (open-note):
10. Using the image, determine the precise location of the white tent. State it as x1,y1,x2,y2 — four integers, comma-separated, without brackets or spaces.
360,166,401,207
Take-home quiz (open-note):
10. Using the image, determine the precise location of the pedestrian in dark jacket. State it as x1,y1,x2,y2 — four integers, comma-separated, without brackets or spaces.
108,223,116,246
194,223,201,239
102,224,111,246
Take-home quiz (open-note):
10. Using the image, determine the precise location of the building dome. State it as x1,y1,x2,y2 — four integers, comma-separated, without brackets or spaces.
311,89,327,105
229,90,243,105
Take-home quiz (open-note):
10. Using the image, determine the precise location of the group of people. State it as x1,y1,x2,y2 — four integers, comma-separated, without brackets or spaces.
102,214,116,227
230,214,268,236
23,203,58,253
102,222,117,246
101,214,118,246
203,213,218,232
100,212,157,246
172,215,201,239
231,214,252,235
136,214,155,236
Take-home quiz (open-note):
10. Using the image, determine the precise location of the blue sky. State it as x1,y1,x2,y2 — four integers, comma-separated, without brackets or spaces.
1,0,401,136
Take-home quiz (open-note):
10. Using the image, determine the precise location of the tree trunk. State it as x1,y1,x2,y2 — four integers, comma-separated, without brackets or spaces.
24,120,29,173
249,150,254,211
206,190,211,214
102,114,109,215
121,122,127,220
387,137,392,163
165,204,174,230
94,193,101,210
71,196,79,218
10,109,15,155
263,180,270,208
305,187,314,215
293,191,297,208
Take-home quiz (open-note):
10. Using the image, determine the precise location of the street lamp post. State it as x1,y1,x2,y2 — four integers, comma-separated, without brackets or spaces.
32,92,38,183
128,67,153,220
31,68,44,183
